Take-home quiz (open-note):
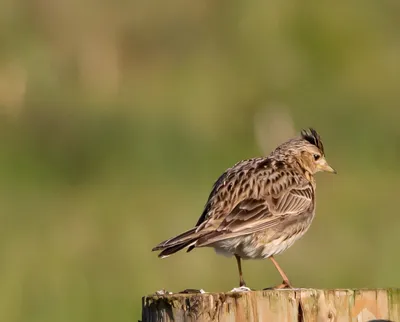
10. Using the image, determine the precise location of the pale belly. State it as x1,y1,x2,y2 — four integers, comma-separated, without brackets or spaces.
210,216,314,259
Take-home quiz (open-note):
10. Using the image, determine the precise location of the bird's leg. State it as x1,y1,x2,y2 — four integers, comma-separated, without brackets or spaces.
269,256,293,289
230,254,252,292
235,254,246,287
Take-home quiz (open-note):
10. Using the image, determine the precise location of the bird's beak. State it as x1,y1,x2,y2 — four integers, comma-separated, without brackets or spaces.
318,158,337,174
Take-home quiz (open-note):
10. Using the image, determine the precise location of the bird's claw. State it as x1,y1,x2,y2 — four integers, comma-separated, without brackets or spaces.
263,281,293,290
178,289,206,294
155,289,173,295
231,287,251,292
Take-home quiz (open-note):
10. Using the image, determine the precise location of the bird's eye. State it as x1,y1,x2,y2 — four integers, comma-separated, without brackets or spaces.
313,154,320,161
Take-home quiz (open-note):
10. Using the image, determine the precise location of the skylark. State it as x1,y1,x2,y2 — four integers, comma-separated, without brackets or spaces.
153,128,336,289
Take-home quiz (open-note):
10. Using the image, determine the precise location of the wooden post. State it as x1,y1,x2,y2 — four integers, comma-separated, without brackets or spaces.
142,289,400,322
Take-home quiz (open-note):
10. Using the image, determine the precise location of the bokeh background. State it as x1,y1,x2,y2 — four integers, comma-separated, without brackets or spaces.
1,1,400,321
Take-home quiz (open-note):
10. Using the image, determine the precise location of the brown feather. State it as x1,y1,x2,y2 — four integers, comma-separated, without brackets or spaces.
152,128,330,264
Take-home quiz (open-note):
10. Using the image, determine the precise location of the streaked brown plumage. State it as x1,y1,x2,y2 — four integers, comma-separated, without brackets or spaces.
152,128,336,289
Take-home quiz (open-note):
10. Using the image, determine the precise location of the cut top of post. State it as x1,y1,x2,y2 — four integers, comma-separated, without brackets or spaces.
142,288,400,322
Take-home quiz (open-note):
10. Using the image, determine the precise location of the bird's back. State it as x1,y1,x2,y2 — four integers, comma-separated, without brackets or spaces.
192,156,316,258
152,130,329,258
152,128,335,289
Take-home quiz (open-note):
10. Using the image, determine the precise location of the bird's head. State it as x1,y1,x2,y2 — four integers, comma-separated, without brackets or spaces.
295,128,336,175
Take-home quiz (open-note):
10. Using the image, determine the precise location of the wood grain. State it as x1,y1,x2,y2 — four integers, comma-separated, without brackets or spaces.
141,289,400,322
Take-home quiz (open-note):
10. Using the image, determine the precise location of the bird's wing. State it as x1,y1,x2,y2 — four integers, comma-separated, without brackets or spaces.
196,178,314,246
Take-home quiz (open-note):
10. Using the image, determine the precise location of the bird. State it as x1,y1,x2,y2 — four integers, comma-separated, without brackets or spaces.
152,128,336,289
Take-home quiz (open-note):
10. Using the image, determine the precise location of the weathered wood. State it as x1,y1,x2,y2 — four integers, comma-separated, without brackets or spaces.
142,289,400,322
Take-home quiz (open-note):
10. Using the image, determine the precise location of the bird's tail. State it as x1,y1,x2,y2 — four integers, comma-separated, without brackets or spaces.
152,228,204,258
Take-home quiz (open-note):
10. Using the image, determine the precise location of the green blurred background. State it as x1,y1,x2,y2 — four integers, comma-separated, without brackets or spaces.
1,1,400,321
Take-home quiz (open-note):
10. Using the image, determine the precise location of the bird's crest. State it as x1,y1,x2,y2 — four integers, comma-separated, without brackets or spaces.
301,128,324,154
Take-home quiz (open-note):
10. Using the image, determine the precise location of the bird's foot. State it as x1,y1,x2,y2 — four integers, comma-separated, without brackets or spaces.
178,289,206,294
263,280,293,290
155,289,173,295
230,286,252,292
274,281,293,289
